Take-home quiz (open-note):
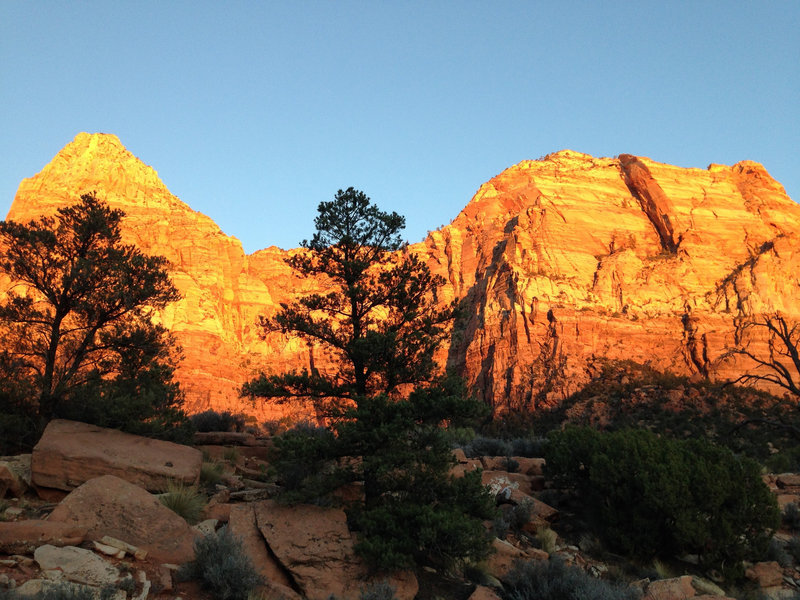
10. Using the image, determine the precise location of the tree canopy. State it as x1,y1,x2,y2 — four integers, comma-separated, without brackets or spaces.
242,187,453,414
0,193,188,447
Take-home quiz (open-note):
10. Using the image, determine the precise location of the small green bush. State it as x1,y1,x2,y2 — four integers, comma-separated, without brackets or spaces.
764,538,792,567
158,482,207,524
181,527,263,600
191,410,247,433
462,436,511,458
784,503,800,532
200,461,224,486
503,558,640,600
510,437,548,458
546,427,780,570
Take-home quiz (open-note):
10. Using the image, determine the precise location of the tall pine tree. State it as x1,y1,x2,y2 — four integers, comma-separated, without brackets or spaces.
244,188,494,571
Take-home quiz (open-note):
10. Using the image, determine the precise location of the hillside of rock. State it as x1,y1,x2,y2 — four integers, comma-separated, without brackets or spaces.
5,133,800,418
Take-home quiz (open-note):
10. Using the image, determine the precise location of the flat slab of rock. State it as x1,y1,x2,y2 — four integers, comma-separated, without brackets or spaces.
0,520,87,554
32,419,202,492
34,544,122,586
14,578,126,599
644,575,696,599
253,500,417,600
47,474,198,563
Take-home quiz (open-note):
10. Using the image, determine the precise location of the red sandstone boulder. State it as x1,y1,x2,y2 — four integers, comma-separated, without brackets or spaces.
0,520,87,554
47,474,198,563
643,575,695,599
31,419,202,492
486,538,528,580
0,454,31,498
228,504,294,590
745,561,784,588
468,586,502,600
253,500,417,600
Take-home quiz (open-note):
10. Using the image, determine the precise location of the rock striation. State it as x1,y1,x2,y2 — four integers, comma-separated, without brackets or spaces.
5,134,800,417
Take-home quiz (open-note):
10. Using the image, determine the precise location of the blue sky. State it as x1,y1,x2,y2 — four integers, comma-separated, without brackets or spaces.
2,1,798,253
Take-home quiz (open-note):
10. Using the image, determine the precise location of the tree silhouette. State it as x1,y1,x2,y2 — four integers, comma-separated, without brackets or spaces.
243,187,453,414
727,312,800,401
0,193,185,441
244,188,494,570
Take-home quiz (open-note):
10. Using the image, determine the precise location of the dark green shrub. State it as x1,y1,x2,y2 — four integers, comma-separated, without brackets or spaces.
510,437,548,458
764,539,792,567
503,558,641,600
180,527,263,600
270,422,341,505
200,461,225,486
546,426,780,570
534,359,800,467
784,503,800,532
462,436,511,458
509,500,533,532
191,410,247,433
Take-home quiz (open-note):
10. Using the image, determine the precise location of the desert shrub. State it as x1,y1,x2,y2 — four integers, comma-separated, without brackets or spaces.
535,526,558,554
533,359,800,467
0,582,120,600
445,426,476,447
222,447,241,462
510,437,548,458
765,444,800,473
359,581,397,600
200,461,224,486
764,538,792,567
191,410,247,433
0,409,36,455
351,469,494,571
462,436,511,458
158,482,207,524
784,503,800,532
269,422,340,505
509,500,532,532
546,426,780,570
181,527,263,600
503,558,641,600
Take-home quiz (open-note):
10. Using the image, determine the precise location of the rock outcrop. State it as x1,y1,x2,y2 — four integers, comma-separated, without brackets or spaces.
31,420,202,492
46,474,198,563
5,134,800,417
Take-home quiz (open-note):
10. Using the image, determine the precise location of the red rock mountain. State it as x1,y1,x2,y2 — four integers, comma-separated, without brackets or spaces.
6,133,800,419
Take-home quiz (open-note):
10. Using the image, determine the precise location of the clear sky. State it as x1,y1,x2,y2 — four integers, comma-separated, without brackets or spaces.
2,1,798,253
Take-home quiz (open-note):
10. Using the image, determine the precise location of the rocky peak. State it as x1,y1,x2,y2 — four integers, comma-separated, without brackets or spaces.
5,135,800,417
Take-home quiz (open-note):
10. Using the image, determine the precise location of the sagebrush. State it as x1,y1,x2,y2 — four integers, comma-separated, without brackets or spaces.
180,528,263,600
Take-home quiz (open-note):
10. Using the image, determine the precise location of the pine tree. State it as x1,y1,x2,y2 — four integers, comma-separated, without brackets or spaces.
244,188,494,570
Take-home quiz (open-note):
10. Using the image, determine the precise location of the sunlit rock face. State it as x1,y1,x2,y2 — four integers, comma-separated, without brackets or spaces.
6,134,800,418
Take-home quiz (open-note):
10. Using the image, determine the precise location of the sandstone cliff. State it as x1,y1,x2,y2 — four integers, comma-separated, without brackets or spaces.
5,134,800,418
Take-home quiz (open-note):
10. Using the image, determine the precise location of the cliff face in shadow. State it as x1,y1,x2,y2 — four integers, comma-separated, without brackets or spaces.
6,135,800,418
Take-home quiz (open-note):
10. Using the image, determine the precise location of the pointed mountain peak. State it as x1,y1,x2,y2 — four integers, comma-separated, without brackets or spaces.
8,132,185,223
